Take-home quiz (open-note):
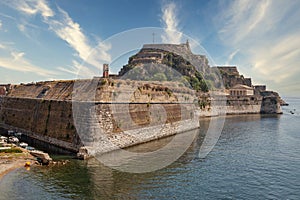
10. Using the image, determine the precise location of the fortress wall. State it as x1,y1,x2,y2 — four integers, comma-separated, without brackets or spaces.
7,81,74,100
226,96,263,114
0,95,197,153
0,79,282,154
260,96,282,114
196,95,282,116
74,102,198,154
0,97,80,151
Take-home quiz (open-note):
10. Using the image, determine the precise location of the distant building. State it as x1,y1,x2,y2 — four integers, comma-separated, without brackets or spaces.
103,64,109,78
229,84,254,96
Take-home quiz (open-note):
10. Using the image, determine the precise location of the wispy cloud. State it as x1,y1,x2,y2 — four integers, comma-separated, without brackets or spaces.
0,44,6,49
250,32,300,83
0,49,57,76
2,0,54,18
216,0,300,89
217,0,270,45
57,60,95,78
226,49,239,65
2,0,111,77
0,12,16,20
161,2,182,44
0,20,2,30
46,7,111,68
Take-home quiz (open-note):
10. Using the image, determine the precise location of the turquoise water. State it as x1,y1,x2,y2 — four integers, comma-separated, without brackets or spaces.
0,98,300,199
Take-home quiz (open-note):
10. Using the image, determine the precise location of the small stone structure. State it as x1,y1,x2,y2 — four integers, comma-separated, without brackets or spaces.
229,84,254,96
103,64,109,78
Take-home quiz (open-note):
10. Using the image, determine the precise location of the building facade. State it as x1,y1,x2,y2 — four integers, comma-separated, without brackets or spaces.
229,84,254,96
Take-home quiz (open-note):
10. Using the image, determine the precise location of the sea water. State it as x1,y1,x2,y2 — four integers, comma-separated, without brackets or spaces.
0,98,299,199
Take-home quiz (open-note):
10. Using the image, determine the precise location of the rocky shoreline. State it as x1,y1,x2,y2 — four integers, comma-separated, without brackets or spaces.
0,148,35,180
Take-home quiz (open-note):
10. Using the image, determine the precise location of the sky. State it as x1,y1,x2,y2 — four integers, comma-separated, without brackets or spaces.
0,0,299,96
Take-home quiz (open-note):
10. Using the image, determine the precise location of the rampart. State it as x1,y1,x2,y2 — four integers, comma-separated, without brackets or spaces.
0,79,199,153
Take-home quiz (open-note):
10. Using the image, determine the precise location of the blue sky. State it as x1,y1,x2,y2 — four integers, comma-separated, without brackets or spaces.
0,0,299,96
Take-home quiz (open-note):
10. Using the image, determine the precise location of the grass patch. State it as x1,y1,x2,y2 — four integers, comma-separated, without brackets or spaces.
0,147,23,153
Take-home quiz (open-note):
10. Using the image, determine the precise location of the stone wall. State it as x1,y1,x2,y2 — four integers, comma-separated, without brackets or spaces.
226,96,263,114
260,96,282,114
0,97,80,151
0,78,282,154
196,95,282,116
0,94,197,153
73,101,198,154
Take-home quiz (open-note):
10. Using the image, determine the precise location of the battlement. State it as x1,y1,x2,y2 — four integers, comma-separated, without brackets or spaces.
142,41,192,54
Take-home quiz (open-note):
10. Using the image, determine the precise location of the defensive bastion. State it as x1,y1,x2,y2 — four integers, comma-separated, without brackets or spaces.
0,43,284,153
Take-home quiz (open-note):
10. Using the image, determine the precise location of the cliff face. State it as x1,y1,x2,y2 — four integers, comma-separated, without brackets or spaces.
119,43,213,92
213,66,252,88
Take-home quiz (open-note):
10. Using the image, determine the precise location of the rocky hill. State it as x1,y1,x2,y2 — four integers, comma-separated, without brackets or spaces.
118,42,216,92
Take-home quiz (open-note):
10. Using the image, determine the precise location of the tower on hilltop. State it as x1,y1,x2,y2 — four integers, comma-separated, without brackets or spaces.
103,64,109,78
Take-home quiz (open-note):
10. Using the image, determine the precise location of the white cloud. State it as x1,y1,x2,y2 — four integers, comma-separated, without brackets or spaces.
218,0,270,45
1,0,111,77
0,50,57,76
226,49,239,65
161,2,182,44
0,20,2,30
47,7,92,61
57,60,96,78
2,0,53,18
17,23,25,32
250,32,300,83
0,12,16,20
46,7,111,68
11,51,25,60
216,0,300,92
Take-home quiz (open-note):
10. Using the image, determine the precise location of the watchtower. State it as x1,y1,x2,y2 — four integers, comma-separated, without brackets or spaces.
103,64,109,78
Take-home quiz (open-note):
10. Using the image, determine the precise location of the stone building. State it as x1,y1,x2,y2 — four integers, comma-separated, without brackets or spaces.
103,64,109,78
229,84,254,96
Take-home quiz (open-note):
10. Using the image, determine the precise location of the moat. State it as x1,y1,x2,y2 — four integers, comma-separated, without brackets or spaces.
0,97,299,199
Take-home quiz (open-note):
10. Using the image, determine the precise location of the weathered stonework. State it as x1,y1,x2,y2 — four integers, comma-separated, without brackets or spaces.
0,43,284,154
0,80,198,153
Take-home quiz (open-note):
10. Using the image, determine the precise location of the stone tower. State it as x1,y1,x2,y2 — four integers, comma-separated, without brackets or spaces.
103,64,109,78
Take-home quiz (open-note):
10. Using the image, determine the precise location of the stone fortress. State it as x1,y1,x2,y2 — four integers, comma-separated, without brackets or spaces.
0,42,286,154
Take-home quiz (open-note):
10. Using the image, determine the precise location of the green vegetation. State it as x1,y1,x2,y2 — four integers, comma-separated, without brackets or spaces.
119,49,218,92
0,147,23,153
153,73,167,81
100,79,107,86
